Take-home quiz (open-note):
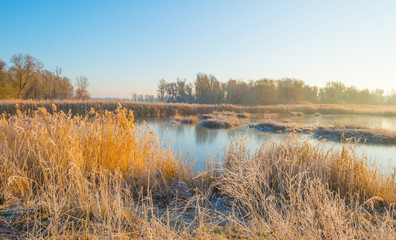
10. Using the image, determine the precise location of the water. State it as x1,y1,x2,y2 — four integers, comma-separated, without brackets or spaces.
136,115,396,174
277,114,396,131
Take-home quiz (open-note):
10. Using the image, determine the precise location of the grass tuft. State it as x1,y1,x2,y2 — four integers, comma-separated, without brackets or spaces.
0,104,395,238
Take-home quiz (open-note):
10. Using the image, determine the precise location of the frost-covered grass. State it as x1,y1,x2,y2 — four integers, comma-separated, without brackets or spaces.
0,105,395,239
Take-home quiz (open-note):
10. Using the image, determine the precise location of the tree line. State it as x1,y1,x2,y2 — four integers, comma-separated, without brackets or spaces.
158,73,396,105
0,54,90,100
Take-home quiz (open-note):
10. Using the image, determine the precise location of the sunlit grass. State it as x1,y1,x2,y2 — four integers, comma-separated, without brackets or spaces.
223,136,396,203
0,104,395,238
2,99,396,117
0,104,196,237
315,121,396,144
1,104,190,191
198,112,249,129
251,119,396,144
215,136,396,238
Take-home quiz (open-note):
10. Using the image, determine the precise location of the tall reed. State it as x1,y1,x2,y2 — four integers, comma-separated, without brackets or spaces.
2,99,396,117
222,136,396,203
1,104,395,238
214,136,396,238
0,104,195,238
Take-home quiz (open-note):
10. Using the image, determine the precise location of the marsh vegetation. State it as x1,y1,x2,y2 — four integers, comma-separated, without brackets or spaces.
0,104,395,239
2,100,396,117
251,120,396,145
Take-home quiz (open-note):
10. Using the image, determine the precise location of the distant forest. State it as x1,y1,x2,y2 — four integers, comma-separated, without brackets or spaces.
0,54,90,100
2,54,396,106
157,73,396,105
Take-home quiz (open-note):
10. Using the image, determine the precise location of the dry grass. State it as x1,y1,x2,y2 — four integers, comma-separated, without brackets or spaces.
171,111,249,127
315,122,396,144
2,100,396,117
200,118,242,129
0,104,199,238
290,111,305,116
215,136,396,238
210,111,251,119
251,120,396,144
250,120,314,133
0,105,395,238
222,136,396,203
171,115,199,124
0,104,193,195
199,112,248,129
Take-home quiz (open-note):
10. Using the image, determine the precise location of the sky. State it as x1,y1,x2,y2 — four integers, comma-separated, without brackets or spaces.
1,0,396,98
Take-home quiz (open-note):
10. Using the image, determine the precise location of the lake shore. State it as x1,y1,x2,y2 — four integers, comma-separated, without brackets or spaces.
2,100,396,117
198,112,249,129
250,120,396,144
1,106,395,238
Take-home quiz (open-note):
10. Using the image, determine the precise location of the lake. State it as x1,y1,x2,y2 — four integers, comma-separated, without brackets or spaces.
136,114,396,174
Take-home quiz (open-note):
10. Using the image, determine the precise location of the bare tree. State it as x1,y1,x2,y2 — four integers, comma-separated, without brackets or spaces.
0,60,11,98
9,53,43,98
75,76,90,100
132,93,137,101
0,60,5,84
52,66,62,98
277,79,305,104
157,79,167,102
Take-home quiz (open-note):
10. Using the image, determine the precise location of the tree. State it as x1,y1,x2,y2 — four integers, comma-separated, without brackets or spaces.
39,69,73,99
56,76,74,99
175,78,194,103
166,82,177,103
51,66,62,98
194,73,225,104
303,85,319,103
0,60,13,98
157,79,167,102
145,94,154,102
185,82,194,103
0,60,5,82
225,79,238,104
24,72,43,99
195,73,211,104
277,79,305,104
387,90,396,105
9,53,43,98
175,79,187,102
75,76,90,100
132,93,138,101
209,76,225,104
343,86,360,104
319,81,346,104
0,54,77,100
249,79,278,105
372,89,384,105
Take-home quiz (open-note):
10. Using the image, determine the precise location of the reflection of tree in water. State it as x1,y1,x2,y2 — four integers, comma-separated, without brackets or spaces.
173,123,185,138
226,127,247,139
194,125,218,144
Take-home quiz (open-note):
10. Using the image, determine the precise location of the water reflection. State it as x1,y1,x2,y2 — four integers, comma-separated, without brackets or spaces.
136,116,396,173
195,126,218,144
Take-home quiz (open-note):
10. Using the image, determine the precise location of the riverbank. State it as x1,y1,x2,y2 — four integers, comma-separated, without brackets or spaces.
198,112,250,129
171,112,249,128
250,120,396,144
0,106,395,238
1,100,396,117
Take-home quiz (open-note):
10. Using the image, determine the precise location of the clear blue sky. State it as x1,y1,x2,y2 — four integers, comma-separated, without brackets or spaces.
1,0,395,98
